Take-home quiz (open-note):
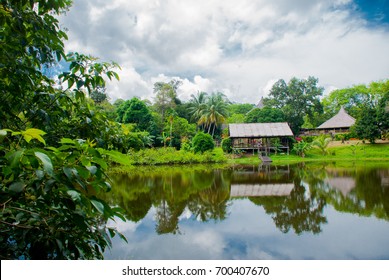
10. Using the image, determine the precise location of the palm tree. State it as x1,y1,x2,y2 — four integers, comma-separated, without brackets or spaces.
198,92,230,136
312,135,332,155
188,91,208,126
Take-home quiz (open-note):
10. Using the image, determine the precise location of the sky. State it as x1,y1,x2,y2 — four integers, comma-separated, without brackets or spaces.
59,0,389,104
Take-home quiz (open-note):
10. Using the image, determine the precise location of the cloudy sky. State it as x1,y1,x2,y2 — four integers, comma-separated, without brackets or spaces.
59,0,389,104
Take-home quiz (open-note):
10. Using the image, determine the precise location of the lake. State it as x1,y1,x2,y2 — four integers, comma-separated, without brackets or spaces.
104,162,389,260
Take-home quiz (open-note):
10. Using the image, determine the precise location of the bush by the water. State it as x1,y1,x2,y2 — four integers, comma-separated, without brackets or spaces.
221,137,233,153
192,132,215,153
126,147,226,165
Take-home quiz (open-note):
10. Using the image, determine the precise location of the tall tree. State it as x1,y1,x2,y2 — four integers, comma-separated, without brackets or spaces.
322,80,389,119
188,91,208,125
153,80,182,120
90,86,108,104
116,97,152,131
377,91,389,135
228,103,255,115
244,107,285,123
265,76,323,134
198,92,230,136
352,104,381,143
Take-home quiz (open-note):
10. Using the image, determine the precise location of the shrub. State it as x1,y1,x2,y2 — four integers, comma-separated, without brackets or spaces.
192,132,215,154
126,132,146,151
221,137,233,153
292,140,312,157
312,135,332,155
181,137,192,152
301,136,315,143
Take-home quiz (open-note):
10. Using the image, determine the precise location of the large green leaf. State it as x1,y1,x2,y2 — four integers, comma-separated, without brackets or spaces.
34,151,54,176
98,149,132,166
9,181,25,193
67,190,81,202
0,129,7,143
21,128,46,145
60,138,76,145
6,149,25,168
91,199,104,214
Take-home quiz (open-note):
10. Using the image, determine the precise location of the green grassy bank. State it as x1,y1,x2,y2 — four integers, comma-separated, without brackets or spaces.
227,142,389,165
106,143,389,170
105,147,227,167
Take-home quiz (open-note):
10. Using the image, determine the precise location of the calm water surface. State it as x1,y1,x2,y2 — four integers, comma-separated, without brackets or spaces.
104,162,389,260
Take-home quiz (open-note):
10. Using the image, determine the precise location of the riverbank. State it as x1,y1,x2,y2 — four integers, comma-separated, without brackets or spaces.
104,146,227,167
227,141,389,165
105,141,389,170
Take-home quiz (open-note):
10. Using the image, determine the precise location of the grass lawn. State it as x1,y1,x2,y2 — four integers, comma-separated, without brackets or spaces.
228,141,389,165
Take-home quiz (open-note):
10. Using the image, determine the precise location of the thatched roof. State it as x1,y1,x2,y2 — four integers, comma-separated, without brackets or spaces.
230,183,294,197
229,123,293,138
256,97,265,109
317,106,355,129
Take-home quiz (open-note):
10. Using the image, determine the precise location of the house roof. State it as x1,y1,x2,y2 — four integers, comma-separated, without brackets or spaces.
317,106,355,129
256,97,264,109
229,122,294,138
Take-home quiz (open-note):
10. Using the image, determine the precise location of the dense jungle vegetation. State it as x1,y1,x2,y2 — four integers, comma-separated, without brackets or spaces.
0,0,388,259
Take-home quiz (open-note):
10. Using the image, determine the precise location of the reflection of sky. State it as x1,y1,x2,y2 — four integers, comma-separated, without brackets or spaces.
104,198,389,260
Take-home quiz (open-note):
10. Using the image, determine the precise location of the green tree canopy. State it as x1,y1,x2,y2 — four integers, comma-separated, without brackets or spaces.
192,132,215,153
116,97,153,131
352,102,381,143
244,107,286,123
188,91,208,123
377,91,389,134
90,86,108,104
228,103,255,115
264,76,324,134
227,113,246,124
153,80,182,120
193,92,230,137
163,115,196,149
322,80,389,119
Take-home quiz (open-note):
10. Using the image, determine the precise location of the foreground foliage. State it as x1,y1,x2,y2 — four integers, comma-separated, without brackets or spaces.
0,0,126,259
0,130,126,259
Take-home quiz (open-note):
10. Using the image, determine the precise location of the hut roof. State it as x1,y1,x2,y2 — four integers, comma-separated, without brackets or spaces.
256,97,265,109
317,106,355,129
229,122,293,138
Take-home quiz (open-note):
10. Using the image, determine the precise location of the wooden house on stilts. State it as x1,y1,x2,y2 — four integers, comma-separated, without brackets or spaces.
229,122,294,162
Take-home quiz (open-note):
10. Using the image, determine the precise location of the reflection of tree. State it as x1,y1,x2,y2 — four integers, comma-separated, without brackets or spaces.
104,173,153,222
121,193,152,222
355,169,386,214
251,179,327,234
383,185,389,217
152,168,222,234
310,165,389,220
155,200,186,234
188,169,231,222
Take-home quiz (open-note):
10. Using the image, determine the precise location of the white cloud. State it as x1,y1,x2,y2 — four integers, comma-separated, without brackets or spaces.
107,65,151,101
60,0,389,104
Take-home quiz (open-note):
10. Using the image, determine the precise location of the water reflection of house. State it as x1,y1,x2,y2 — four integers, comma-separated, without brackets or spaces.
230,183,294,197
377,170,389,187
324,177,356,197
230,164,294,197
